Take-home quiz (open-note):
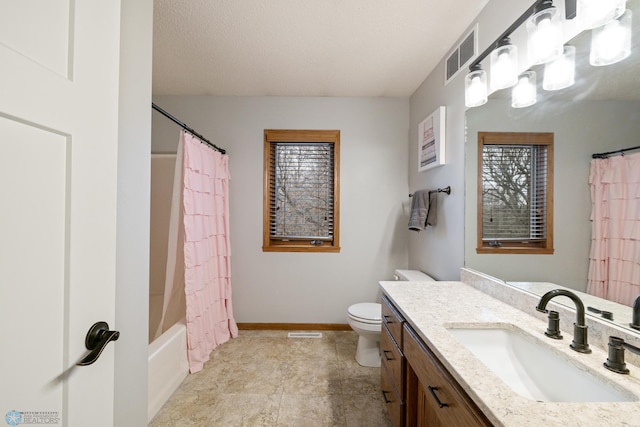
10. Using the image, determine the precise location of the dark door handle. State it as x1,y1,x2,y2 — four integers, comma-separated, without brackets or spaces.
76,321,120,366
427,386,449,408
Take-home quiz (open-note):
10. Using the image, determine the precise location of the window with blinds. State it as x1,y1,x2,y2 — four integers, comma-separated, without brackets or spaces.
263,129,340,252
477,132,554,254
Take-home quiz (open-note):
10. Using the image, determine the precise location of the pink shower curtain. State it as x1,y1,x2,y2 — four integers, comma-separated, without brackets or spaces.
587,151,640,306
182,131,238,373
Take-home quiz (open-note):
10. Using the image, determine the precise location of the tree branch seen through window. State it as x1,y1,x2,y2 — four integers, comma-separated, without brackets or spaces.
263,130,340,252
477,132,554,254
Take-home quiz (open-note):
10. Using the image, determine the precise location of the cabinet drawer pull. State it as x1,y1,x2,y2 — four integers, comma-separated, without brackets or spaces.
383,350,394,361
383,315,393,323
381,390,393,404
428,386,449,408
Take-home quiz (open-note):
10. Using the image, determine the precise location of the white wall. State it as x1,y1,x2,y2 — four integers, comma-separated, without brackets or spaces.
151,96,410,323
408,0,531,280
115,1,153,425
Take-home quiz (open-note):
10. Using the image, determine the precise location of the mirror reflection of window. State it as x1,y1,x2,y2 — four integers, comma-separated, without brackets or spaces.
477,131,554,254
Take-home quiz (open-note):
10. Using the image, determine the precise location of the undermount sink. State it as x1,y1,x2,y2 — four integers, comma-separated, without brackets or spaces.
446,324,637,402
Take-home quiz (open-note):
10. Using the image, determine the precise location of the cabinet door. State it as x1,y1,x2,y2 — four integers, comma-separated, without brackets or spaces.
417,381,441,426
417,378,470,426
381,362,404,427
404,324,492,427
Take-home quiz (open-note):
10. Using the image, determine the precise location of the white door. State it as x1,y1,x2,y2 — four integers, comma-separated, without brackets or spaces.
0,2,122,425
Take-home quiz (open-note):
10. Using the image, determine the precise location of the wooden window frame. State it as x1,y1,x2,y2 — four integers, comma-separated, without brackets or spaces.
263,129,340,253
477,131,554,254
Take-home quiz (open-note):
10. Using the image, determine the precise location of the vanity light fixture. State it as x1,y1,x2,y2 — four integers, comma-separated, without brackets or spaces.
527,0,565,64
465,65,488,107
578,0,626,29
512,71,538,108
464,0,577,108
590,9,632,66
543,45,576,90
490,38,519,90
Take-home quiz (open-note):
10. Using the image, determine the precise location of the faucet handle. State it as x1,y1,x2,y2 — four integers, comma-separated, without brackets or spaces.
630,296,640,331
544,310,563,340
587,306,614,321
570,323,591,354
604,336,640,374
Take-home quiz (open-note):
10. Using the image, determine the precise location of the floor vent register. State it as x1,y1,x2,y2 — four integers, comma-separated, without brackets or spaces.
287,332,323,339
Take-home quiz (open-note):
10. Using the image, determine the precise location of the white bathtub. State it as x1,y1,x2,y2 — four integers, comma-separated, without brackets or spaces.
148,319,189,422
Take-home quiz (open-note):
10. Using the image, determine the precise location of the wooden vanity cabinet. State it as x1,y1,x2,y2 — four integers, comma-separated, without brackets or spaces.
380,296,405,427
403,323,492,427
381,357,403,427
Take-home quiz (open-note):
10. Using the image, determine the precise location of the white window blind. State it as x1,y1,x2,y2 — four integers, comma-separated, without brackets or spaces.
269,142,334,242
481,144,548,242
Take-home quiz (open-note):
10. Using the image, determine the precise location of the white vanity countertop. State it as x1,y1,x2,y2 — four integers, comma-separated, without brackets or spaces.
380,280,640,427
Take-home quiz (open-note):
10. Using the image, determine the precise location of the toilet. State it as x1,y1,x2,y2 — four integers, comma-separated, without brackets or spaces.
347,269,435,367
347,302,383,367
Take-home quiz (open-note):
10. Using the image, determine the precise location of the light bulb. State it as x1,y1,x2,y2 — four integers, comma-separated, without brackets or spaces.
578,0,626,29
527,7,564,64
543,45,576,90
590,9,632,66
512,71,537,108
465,68,488,108
490,43,518,90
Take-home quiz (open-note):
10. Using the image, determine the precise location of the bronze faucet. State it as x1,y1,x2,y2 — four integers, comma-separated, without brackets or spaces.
536,289,591,354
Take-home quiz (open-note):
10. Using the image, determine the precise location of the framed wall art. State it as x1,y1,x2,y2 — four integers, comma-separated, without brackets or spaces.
418,106,446,172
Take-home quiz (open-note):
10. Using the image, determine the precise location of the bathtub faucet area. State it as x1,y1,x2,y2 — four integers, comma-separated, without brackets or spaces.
148,320,189,422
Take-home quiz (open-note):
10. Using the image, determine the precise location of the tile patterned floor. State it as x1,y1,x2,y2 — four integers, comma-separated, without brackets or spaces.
149,330,392,427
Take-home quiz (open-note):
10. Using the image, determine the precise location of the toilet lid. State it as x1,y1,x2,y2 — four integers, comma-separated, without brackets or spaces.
348,303,382,323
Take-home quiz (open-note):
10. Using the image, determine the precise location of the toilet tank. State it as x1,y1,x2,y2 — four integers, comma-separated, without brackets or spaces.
393,269,435,281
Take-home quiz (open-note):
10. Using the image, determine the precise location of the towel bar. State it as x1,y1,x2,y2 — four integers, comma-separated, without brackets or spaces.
409,186,451,197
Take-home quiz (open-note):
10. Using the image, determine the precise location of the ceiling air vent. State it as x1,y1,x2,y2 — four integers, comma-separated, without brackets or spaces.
445,24,478,85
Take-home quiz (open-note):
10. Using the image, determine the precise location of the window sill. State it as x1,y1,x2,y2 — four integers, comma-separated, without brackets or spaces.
476,247,554,255
262,245,341,253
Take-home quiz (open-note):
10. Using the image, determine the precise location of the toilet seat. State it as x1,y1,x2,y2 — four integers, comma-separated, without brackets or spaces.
347,303,381,324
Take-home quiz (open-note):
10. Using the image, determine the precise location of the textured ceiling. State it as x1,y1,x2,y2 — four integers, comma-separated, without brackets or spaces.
152,0,490,97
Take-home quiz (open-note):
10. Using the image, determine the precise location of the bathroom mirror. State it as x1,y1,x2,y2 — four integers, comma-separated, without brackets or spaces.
464,0,640,332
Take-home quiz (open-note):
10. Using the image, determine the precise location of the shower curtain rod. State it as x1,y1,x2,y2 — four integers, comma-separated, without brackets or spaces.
152,103,226,154
592,145,640,159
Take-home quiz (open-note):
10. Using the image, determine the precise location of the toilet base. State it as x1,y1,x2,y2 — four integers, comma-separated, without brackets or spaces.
355,334,381,367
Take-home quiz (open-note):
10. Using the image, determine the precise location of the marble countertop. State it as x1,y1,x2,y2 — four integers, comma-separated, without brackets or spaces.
380,280,640,427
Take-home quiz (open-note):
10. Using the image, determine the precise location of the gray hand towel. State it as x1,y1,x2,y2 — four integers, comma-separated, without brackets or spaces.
426,190,437,226
408,190,430,231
